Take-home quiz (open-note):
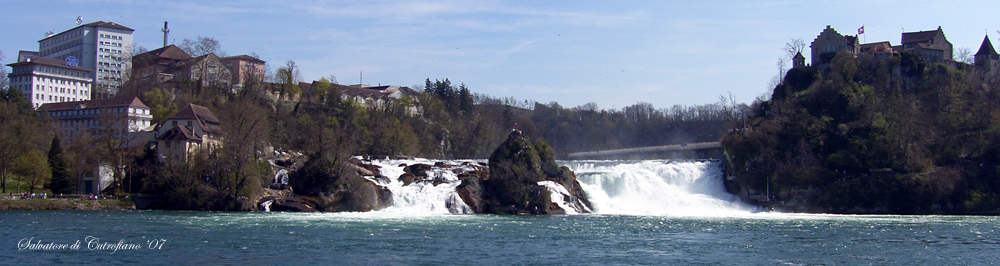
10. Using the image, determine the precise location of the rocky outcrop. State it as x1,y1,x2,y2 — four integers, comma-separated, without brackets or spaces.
457,131,592,214
285,155,393,212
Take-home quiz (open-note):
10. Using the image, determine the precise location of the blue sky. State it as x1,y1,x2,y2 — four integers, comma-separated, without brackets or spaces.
1,0,997,109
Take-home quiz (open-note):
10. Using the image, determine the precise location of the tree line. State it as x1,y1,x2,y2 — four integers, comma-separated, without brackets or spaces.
1,42,743,208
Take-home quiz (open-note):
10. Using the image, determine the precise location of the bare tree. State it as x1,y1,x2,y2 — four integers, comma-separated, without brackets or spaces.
784,38,806,61
95,45,137,99
188,54,232,92
213,98,271,198
955,47,974,65
90,106,142,194
275,60,302,100
179,36,225,57
64,129,98,194
0,50,7,90
775,57,788,84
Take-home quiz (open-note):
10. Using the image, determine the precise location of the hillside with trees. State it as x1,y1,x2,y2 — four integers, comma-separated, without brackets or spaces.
2,39,740,210
723,51,1000,214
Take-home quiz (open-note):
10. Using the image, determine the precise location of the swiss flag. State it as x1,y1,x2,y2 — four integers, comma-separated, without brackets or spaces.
858,26,865,35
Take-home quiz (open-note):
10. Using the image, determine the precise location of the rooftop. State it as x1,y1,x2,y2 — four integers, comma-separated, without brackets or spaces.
168,104,220,125
39,21,134,42
976,35,998,56
221,54,266,63
38,97,149,112
157,125,201,141
6,57,94,72
902,26,944,44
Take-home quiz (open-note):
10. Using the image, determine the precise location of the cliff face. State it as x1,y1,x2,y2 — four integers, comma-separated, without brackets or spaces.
458,131,592,214
723,51,1000,215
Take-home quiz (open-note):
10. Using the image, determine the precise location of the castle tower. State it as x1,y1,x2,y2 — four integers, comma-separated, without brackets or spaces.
975,35,998,70
792,52,806,69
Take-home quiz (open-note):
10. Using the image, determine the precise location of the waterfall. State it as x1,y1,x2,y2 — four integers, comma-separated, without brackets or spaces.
260,199,273,212
367,159,475,214
366,159,754,216
566,160,757,216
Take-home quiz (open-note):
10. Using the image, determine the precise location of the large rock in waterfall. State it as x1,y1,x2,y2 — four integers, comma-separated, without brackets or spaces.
457,131,592,214
286,155,393,212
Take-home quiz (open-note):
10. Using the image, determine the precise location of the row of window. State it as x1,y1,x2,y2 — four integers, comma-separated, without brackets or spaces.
14,75,91,86
40,95,80,102
13,65,90,78
41,40,84,56
99,54,122,61
50,108,150,119
99,34,123,40
98,40,123,47
36,84,88,95
98,61,122,68
41,29,83,47
41,66,89,78
98,47,122,54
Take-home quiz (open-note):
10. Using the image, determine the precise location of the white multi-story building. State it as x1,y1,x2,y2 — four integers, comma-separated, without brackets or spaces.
37,97,153,143
38,97,154,194
38,21,134,100
6,57,93,109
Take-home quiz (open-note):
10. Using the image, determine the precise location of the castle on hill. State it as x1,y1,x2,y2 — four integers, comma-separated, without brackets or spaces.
796,25,997,76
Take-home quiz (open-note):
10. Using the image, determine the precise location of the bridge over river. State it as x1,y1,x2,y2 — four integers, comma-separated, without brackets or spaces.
565,142,724,160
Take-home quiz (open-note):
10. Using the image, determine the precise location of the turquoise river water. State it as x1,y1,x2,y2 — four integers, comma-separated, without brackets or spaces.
2,211,998,264
2,160,998,264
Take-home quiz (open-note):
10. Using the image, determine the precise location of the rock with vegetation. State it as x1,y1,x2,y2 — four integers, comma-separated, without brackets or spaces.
287,155,392,212
458,131,591,214
723,50,1000,214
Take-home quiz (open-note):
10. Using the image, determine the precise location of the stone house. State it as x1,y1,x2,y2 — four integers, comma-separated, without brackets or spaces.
156,103,223,163
131,45,232,92
221,54,266,87
901,26,953,63
810,25,859,68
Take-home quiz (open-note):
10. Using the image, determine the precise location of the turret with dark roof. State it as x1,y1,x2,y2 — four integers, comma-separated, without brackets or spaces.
976,35,998,57
975,35,999,71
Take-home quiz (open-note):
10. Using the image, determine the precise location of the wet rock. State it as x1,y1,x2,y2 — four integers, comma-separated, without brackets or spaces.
373,175,391,185
398,173,419,186
403,164,433,178
457,131,592,214
288,155,393,212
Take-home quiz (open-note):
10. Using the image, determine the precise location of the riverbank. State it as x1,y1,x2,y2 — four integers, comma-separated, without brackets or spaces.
0,198,134,210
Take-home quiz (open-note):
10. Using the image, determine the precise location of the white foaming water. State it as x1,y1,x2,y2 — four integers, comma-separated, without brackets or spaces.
565,160,758,216
537,180,591,214
367,159,475,214
365,158,755,216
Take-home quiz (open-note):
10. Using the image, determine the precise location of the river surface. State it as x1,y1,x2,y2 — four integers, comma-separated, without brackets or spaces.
2,160,998,264
2,211,998,264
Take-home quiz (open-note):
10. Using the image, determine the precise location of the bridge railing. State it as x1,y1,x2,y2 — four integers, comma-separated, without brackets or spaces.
566,142,723,160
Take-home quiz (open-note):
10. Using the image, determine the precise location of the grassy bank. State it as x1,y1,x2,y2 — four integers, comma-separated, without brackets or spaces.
0,199,134,210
